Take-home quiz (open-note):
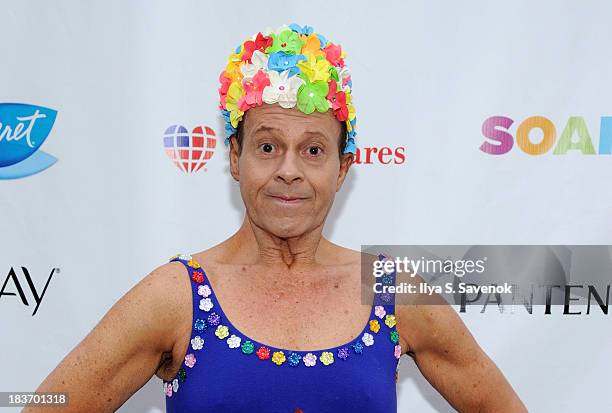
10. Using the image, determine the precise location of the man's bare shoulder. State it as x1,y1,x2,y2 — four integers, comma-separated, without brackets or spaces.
123,259,194,352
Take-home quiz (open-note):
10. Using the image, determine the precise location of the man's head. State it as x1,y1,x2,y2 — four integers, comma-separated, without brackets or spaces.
219,23,358,238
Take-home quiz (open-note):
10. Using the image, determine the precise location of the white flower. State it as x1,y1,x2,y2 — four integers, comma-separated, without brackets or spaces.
227,334,241,348
240,50,269,79
179,254,192,261
303,352,317,367
262,70,305,109
172,378,179,392
362,332,374,346
191,335,204,350
199,297,213,312
197,284,211,298
375,305,386,319
338,67,350,86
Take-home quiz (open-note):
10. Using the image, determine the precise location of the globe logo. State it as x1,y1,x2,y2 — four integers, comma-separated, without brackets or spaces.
163,125,217,173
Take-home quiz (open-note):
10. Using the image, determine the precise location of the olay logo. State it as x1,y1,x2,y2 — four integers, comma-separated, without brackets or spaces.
352,146,406,165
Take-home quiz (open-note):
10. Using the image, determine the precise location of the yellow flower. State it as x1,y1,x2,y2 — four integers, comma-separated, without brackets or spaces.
271,351,286,365
215,325,229,339
385,314,397,328
225,81,245,128
297,52,330,83
369,319,380,333
168,253,180,261
224,50,244,82
187,259,200,269
319,351,334,366
345,90,356,122
300,33,325,59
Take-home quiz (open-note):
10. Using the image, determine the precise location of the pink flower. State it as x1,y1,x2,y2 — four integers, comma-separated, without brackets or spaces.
323,43,343,67
218,71,232,109
326,80,348,121
185,353,196,368
375,306,386,319
165,382,173,397
303,352,317,367
237,70,270,111
394,344,402,359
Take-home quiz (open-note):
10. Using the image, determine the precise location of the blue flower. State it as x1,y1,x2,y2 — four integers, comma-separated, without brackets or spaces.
382,274,394,285
316,33,328,48
225,121,236,135
289,23,313,35
267,52,306,77
352,341,364,354
343,137,357,154
288,352,302,366
194,318,207,331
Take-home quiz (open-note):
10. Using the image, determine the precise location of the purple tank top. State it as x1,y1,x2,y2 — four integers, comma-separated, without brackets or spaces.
162,252,401,413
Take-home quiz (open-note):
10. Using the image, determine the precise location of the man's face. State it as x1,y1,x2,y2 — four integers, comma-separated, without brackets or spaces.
229,103,353,238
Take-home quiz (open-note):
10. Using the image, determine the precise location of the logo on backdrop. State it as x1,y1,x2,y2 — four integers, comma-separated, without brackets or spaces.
0,103,58,179
163,125,217,173
480,115,612,155
352,146,406,165
0,266,59,316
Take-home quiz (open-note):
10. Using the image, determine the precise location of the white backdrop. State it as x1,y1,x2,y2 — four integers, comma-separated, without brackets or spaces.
1,0,611,411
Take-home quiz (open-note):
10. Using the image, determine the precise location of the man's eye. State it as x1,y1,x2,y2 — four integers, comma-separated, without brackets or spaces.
258,143,274,153
308,146,323,156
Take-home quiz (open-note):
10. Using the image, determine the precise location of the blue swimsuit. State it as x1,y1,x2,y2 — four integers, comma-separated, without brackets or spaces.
162,253,401,413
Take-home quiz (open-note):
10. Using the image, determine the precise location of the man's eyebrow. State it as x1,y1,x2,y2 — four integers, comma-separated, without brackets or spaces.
251,125,331,139
251,125,284,135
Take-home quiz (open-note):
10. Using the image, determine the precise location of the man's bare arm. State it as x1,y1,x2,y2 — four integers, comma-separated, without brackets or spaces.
22,261,189,412
396,277,527,412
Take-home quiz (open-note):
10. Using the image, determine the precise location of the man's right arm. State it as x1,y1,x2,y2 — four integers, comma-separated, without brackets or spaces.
22,261,190,413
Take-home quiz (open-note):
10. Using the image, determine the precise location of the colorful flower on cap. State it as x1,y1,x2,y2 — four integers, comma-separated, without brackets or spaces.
218,23,358,154
241,33,273,64
262,69,305,108
297,79,329,114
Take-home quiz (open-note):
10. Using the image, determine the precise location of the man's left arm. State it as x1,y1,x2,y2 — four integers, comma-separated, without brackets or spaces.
396,282,527,412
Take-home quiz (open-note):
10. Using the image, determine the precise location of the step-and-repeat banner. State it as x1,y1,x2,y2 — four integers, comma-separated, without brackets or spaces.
2,1,611,411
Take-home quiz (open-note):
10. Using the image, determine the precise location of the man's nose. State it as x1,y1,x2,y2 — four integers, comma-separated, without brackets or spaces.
275,149,304,184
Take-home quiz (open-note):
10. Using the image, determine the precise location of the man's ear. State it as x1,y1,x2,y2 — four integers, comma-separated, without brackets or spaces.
229,135,240,182
336,153,354,191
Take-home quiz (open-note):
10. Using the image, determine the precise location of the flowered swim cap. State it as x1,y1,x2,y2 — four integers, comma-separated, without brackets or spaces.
218,23,357,154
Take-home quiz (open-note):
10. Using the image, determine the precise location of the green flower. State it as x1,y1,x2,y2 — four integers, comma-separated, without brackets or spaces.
267,29,304,54
297,78,330,114
390,330,400,344
241,340,255,355
178,367,187,382
329,66,339,82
